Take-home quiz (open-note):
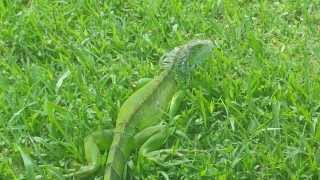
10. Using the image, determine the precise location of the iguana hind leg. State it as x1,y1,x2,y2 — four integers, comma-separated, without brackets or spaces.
65,129,113,177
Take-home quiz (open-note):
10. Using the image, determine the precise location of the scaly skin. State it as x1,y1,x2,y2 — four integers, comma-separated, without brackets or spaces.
66,40,213,179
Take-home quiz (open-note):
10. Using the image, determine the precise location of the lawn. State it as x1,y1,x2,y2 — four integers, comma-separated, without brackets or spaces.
1,0,320,179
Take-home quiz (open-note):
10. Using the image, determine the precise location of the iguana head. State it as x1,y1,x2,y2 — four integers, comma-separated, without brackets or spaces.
160,39,213,81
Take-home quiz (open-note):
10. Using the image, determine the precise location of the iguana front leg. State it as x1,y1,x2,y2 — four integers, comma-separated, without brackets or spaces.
137,125,174,160
136,91,185,161
65,129,113,177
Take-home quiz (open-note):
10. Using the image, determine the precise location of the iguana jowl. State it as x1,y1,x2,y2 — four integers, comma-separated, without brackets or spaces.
67,40,213,179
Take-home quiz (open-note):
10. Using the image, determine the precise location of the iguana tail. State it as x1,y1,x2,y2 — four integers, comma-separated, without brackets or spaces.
104,132,133,180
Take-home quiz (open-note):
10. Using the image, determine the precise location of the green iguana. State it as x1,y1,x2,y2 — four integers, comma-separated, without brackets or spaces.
66,39,213,179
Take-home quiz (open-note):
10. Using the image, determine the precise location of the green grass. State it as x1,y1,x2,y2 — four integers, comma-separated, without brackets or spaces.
1,0,320,179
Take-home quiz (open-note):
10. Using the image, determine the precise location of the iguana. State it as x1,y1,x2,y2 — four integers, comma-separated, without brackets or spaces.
66,39,213,179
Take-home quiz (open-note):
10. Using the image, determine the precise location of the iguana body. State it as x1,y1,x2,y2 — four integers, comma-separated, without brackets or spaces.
105,70,177,179
66,40,213,179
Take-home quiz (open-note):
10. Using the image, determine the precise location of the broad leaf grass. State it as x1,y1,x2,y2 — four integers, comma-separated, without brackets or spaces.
1,0,320,179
